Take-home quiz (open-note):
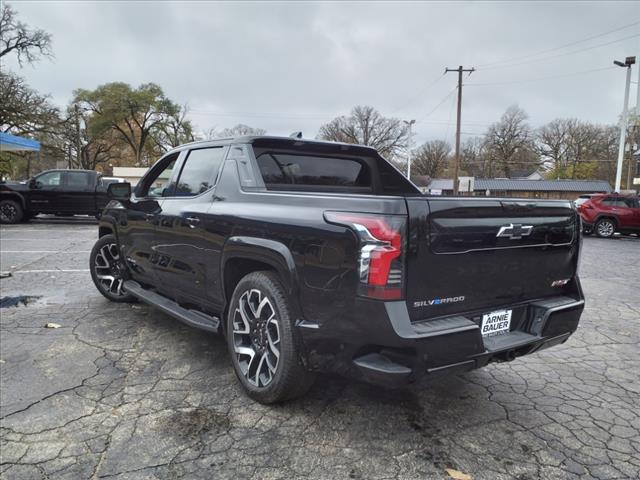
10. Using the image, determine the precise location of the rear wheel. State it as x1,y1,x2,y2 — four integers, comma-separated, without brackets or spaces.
90,234,135,302
595,218,616,238
227,271,315,404
0,199,24,224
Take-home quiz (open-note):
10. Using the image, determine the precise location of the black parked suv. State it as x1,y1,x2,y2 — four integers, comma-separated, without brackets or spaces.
91,136,585,403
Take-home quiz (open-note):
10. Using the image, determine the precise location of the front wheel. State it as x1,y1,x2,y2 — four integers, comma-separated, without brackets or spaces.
0,199,24,224
595,218,616,238
227,271,315,404
90,234,135,302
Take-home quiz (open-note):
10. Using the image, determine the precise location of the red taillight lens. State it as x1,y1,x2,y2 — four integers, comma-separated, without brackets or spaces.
324,212,405,299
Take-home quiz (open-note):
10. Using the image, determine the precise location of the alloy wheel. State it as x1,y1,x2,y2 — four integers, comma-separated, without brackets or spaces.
232,289,280,388
0,203,18,223
597,220,614,237
93,243,126,297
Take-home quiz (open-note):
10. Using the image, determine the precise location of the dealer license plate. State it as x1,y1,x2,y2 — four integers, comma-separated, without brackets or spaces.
481,309,512,337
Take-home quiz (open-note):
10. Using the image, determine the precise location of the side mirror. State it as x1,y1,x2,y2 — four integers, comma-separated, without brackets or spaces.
28,179,39,189
107,182,131,201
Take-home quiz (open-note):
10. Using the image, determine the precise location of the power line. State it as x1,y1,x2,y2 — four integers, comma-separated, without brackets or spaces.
476,20,640,68
414,86,458,124
467,66,616,86
388,72,446,114
479,33,640,71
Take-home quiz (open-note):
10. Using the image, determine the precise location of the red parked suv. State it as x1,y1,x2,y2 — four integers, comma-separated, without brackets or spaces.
576,193,640,238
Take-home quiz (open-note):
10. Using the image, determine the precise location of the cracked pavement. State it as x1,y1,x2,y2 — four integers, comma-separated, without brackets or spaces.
1,220,638,479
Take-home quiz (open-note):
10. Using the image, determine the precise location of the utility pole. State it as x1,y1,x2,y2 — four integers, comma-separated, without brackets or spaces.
613,56,635,192
445,65,475,195
403,119,416,179
74,104,82,169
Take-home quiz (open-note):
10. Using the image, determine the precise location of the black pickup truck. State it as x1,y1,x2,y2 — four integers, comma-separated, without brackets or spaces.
91,136,585,403
0,169,122,223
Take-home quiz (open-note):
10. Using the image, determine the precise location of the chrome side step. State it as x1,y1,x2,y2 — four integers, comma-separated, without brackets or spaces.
123,280,220,333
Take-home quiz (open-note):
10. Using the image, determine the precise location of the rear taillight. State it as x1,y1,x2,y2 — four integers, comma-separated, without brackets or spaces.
324,212,405,300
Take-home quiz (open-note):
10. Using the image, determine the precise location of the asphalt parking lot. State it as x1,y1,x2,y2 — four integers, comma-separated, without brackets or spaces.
0,220,638,480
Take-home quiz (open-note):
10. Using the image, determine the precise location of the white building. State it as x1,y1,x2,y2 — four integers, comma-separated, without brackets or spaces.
112,167,154,186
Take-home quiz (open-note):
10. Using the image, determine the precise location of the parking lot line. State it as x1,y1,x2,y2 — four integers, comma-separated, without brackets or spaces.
0,229,96,234
1,251,91,253
0,238,93,242
9,269,90,273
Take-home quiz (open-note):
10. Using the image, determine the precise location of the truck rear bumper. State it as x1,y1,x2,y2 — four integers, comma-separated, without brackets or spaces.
297,292,584,388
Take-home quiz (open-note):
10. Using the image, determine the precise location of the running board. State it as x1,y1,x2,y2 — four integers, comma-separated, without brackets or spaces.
123,280,220,333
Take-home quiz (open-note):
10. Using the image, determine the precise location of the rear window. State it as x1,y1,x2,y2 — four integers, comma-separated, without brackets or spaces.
602,197,637,207
255,152,371,189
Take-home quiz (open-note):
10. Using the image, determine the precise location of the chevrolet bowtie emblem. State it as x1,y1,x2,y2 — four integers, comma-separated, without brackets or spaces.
496,223,533,240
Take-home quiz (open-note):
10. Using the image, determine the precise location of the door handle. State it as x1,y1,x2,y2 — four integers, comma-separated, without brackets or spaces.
185,216,201,228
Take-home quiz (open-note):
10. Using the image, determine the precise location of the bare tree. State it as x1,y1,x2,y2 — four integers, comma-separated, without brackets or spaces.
0,71,60,135
151,105,194,151
317,106,411,160
460,137,494,177
207,123,266,139
484,105,539,177
411,140,450,178
0,3,52,66
537,119,571,171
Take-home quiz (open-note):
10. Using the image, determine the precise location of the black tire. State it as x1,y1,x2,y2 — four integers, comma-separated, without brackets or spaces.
90,234,135,302
582,225,593,236
0,199,24,224
226,271,315,404
595,218,616,238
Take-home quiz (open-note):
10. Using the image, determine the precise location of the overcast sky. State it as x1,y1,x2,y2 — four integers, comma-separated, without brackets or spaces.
6,1,640,146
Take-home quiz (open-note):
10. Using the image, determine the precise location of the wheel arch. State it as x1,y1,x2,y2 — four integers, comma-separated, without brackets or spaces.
0,192,27,210
221,237,301,328
595,215,618,227
98,215,119,238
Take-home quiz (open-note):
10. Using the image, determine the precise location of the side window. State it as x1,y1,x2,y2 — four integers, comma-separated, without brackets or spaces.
65,172,91,190
254,152,370,188
174,147,225,197
36,171,62,187
601,197,616,206
140,155,178,198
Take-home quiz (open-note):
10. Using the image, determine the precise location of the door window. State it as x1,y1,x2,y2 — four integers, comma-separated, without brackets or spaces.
65,171,92,190
138,154,178,198
36,171,62,187
174,147,225,196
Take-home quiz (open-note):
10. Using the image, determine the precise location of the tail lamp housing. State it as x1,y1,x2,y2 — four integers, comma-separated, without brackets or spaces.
324,212,406,300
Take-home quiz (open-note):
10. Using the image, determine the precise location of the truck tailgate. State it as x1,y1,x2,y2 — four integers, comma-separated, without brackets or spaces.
405,197,580,322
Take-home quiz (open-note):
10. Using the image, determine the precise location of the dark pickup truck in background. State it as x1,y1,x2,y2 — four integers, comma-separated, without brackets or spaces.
0,169,123,223
91,136,585,403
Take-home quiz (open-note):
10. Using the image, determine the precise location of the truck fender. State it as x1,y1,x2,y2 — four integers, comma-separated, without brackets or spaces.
97,215,119,239
0,191,27,210
221,236,299,302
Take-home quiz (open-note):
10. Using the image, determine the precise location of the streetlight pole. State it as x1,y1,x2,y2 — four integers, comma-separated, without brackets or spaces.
403,119,415,179
613,56,635,193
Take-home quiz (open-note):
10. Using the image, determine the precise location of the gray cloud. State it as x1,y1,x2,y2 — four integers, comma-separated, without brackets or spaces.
6,0,640,147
